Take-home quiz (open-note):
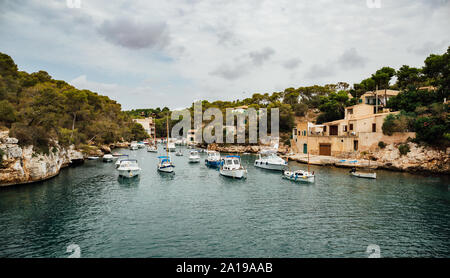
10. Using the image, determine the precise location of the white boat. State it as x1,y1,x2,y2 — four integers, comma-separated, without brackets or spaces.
147,145,157,152
164,142,176,152
157,156,174,173
254,150,287,171
205,150,221,168
130,142,138,150
87,156,99,160
349,168,377,179
188,150,200,163
157,116,175,173
175,150,183,156
102,154,114,162
115,155,129,168
219,156,247,179
137,142,145,149
117,159,141,178
283,170,315,183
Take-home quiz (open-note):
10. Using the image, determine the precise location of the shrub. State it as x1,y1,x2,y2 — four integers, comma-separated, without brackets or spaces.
378,141,387,149
0,148,4,164
398,144,410,156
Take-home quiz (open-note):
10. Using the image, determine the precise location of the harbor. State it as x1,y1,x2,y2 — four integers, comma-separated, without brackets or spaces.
0,145,449,258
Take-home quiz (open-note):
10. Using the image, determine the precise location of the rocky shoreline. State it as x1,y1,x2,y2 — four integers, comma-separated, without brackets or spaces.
0,130,131,187
286,142,450,175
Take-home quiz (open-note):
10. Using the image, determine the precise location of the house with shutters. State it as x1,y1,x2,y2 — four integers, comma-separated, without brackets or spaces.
292,90,415,157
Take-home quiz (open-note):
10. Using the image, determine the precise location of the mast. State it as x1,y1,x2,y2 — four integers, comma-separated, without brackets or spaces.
166,114,169,158
307,124,310,173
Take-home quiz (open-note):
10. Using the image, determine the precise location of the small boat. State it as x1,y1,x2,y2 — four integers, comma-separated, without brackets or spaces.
188,150,200,163
349,167,377,179
87,156,100,160
205,150,221,168
158,116,175,173
175,150,183,156
219,156,247,179
117,159,141,178
147,145,157,152
254,150,287,171
115,155,129,168
137,142,145,149
112,152,123,157
102,154,114,162
130,142,138,150
283,170,315,183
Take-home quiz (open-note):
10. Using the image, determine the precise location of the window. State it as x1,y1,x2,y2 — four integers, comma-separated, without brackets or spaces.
343,125,348,132
323,126,327,132
372,123,376,132
348,109,353,115
349,124,353,131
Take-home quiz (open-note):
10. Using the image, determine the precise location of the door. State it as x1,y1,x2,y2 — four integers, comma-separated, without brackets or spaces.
354,140,359,151
319,144,331,156
303,144,307,154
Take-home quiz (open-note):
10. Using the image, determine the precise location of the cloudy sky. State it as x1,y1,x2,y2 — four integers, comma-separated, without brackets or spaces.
0,0,449,110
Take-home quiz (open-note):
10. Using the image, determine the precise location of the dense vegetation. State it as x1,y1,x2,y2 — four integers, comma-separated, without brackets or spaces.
0,52,147,153
383,47,450,147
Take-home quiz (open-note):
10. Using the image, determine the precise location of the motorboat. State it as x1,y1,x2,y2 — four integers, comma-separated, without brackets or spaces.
164,142,176,152
137,142,145,149
254,150,287,171
115,155,129,168
283,170,315,183
349,167,377,179
205,150,221,168
117,159,141,178
102,154,114,162
188,150,200,163
157,156,174,173
147,145,157,152
130,142,138,150
87,156,99,160
175,150,183,156
219,156,247,179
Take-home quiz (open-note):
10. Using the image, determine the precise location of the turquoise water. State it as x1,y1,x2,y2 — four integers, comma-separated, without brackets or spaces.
0,146,449,258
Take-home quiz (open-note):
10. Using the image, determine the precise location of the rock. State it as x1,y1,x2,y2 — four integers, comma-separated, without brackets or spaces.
100,145,111,154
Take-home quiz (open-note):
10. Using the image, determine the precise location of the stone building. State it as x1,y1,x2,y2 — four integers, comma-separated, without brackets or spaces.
132,117,156,139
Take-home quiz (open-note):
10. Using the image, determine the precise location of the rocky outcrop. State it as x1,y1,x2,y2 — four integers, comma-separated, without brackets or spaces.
373,142,450,174
0,131,84,186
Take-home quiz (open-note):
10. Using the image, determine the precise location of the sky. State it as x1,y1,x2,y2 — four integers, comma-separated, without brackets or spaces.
0,0,449,110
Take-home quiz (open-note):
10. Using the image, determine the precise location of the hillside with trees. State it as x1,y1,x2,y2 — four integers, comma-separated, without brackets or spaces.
0,52,147,154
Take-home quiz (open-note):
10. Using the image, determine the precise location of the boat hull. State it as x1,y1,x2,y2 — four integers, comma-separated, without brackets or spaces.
219,169,247,179
351,172,377,179
254,161,286,171
158,165,174,173
283,171,315,183
205,160,221,168
118,169,140,178
189,157,200,163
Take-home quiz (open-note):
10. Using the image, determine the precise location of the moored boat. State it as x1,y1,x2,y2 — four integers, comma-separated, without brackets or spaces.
349,167,377,179
219,156,247,179
205,150,221,168
117,159,141,178
175,150,183,156
188,150,200,163
283,170,315,183
157,156,174,173
102,154,114,162
115,155,129,168
130,142,138,150
254,150,287,171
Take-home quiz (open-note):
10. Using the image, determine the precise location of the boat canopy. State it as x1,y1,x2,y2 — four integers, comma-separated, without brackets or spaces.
225,155,240,158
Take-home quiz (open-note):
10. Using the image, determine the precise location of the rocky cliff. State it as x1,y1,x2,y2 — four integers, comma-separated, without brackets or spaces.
372,142,450,174
0,131,84,186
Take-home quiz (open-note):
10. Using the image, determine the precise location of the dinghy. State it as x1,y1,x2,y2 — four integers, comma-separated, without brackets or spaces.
349,167,376,179
102,154,114,162
175,150,183,156
219,156,247,179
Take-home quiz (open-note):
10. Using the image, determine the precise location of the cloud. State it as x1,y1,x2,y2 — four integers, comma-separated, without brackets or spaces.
98,18,170,49
407,40,448,56
282,58,302,70
337,48,367,70
248,47,275,66
305,64,335,79
210,63,249,80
